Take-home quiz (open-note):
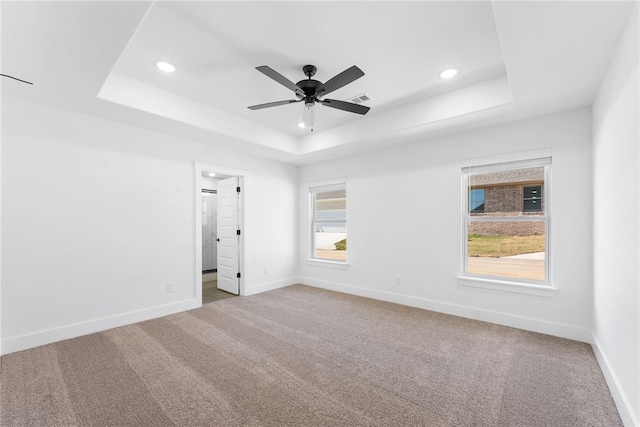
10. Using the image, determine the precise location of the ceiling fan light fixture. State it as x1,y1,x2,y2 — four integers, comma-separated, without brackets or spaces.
302,102,315,128
439,68,459,79
155,61,177,73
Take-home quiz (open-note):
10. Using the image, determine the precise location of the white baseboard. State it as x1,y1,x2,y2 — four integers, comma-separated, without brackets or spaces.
299,277,592,343
1,299,201,356
245,277,298,296
591,334,639,427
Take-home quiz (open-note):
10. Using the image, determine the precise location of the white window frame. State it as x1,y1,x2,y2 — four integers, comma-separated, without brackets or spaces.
458,149,556,297
308,178,348,269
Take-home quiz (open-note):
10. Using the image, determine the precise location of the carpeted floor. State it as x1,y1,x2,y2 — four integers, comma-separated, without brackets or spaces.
1,285,622,426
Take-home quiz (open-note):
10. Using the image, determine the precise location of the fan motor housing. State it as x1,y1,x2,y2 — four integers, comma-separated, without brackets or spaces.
296,79,322,101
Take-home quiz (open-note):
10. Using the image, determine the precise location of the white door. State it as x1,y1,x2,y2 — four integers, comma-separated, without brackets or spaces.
217,177,240,294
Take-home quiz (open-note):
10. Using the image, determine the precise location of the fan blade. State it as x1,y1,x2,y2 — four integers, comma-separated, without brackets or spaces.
316,66,364,97
248,99,301,110
256,66,305,98
320,99,370,115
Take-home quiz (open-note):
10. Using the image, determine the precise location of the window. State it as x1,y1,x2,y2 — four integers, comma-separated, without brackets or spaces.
470,188,485,213
461,156,551,288
310,181,347,263
523,185,542,212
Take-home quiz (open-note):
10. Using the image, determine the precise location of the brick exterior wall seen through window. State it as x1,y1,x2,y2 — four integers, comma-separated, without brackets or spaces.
468,167,545,237
474,183,545,216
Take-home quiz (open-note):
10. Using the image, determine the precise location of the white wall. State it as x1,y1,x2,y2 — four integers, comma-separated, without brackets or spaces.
592,5,640,426
0,91,3,356
1,97,298,354
299,108,594,341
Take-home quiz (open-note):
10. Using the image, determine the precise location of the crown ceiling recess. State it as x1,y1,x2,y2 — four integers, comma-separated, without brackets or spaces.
95,1,514,157
24,0,623,163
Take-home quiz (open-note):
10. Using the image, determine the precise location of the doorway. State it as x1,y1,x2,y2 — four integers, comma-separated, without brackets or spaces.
201,185,226,303
195,163,246,304
201,189,217,274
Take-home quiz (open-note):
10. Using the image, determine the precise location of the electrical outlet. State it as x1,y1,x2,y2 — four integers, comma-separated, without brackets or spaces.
167,282,175,292
264,267,269,275
395,275,401,285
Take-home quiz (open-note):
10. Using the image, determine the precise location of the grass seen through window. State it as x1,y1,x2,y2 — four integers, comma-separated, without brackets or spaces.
468,234,545,258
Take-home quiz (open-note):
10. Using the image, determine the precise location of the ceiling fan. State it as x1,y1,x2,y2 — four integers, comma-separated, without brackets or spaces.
248,64,370,129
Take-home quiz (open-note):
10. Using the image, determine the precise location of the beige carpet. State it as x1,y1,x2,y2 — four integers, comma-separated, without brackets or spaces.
1,285,622,426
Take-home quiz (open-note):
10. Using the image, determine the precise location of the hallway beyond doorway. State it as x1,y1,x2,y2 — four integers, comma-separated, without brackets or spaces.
202,272,236,304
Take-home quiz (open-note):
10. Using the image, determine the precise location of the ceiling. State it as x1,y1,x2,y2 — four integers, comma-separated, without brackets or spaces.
1,1,635,165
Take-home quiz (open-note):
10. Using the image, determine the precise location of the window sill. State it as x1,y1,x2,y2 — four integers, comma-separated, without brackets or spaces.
457,275,557,297
307,259,349,270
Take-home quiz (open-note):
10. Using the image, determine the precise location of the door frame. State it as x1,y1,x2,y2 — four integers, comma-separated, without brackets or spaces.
194,162,247,303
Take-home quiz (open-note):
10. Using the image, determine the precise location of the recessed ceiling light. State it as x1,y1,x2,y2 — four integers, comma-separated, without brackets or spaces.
155,61,176,73
439,68,458,79
208,172,216,177
297,122,306,128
